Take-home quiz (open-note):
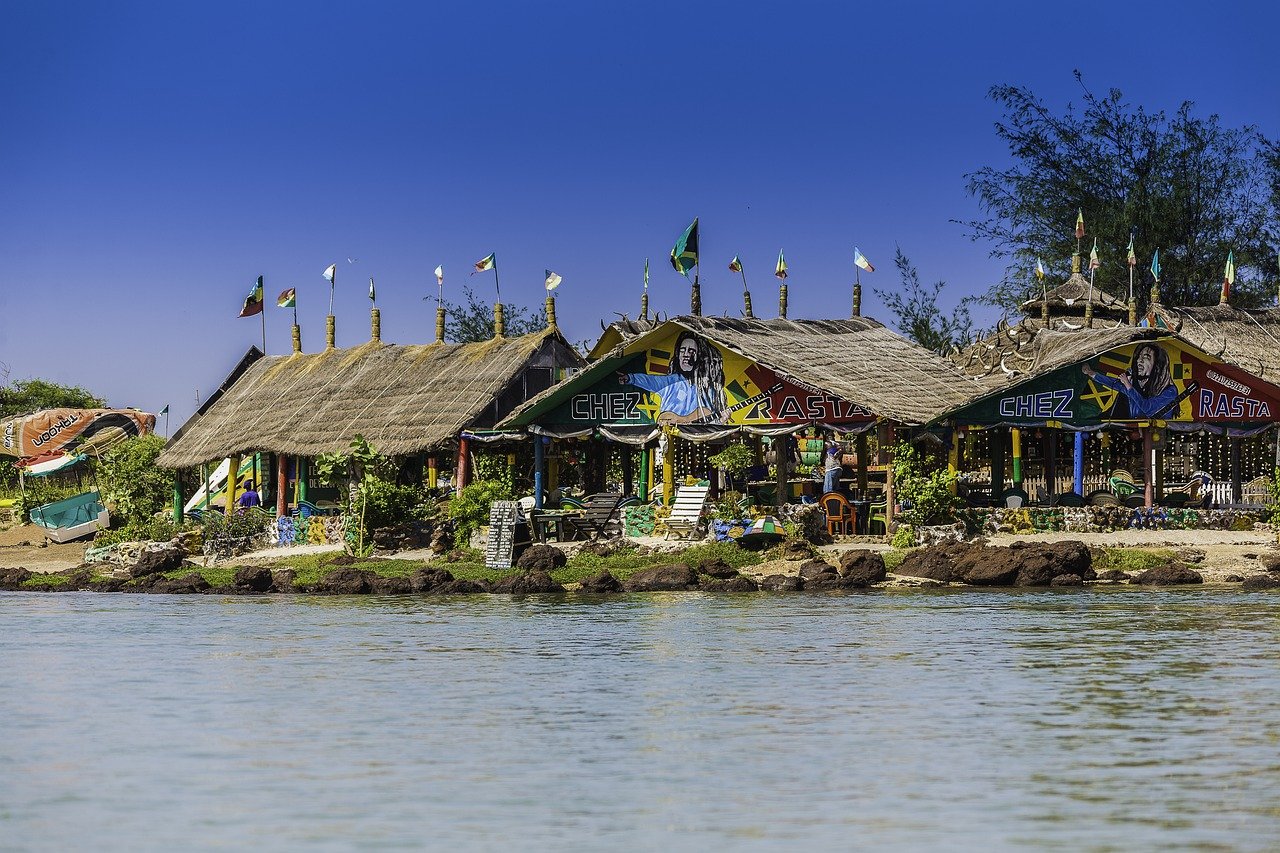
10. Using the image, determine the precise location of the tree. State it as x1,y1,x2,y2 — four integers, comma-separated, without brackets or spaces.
0,378,106,419
874,247,974,354
442,286,546,343
962,71,1280,312
93,434,171,527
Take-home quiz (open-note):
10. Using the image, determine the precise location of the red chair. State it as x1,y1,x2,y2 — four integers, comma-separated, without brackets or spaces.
820,492,853,536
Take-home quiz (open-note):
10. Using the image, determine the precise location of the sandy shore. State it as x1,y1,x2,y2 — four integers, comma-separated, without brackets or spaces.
2,522,1276,584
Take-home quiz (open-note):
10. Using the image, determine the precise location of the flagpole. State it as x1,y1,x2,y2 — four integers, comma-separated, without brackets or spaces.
261,301,267,353
738,266,752,318
494,255,502,303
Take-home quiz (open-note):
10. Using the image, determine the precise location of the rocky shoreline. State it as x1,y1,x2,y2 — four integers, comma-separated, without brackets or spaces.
3,539,1280,596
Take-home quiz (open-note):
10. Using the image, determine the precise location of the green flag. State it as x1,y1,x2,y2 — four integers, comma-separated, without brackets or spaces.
1150,249,1161,282
670,218,699,278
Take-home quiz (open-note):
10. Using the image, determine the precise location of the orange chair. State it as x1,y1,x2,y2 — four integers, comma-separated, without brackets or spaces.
820,491,854,536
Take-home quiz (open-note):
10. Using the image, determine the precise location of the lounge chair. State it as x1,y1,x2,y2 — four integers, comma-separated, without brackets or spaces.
663,484,710,540
565,492,628,541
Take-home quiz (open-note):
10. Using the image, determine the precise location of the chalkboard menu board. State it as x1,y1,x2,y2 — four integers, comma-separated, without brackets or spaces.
484,500,521,569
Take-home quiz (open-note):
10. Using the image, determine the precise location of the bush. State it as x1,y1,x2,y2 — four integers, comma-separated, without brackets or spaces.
891,440,960,527
355,478,432,531
447,480,514,548
890,524,915,549
93,434,171,528
93,516,190,547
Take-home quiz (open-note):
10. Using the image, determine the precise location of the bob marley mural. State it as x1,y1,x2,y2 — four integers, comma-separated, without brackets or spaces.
551,328,873,427
961,338,1280,426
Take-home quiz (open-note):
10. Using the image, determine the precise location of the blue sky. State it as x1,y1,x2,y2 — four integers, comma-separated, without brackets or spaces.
3,1,1278,431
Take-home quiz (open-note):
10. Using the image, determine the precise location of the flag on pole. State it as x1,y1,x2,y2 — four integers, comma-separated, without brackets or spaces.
238,275,264,317
1224,251,1236,287
643,258,649,290
434,265,444,286
473,253,495,273
322,263,337,283
158,404,169,417
1151,249,1161,282
774,250,788,280
1127,233,1137,267
544,270,562,290
1089,238,1101,270
277,288,296,308
728,255,742,273
853,247,875,272
1034,258,1045,281
1075,209,1085,239
368,277,376,301
670,218,699,278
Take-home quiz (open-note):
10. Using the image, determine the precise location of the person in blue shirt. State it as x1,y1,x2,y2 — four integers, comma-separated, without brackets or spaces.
236,480,261,510
1082,342,1178,419
618,331,728,425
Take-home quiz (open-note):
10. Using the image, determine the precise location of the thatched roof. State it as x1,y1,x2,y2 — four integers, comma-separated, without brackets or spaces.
503,315,983,427
158,329,582,468
586,315,662,360
1021,273,1127,317
952,320,1163,397
1158,305,1280,379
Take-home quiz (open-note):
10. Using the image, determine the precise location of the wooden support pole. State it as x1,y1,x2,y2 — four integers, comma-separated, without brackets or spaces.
1073,431,1085,496
856,432,868,497
276,454,288,518
427,455,438,490
989,429,1004,498
297,457,309,505
947,429,960,495
662,428,674,505
227,454,241,511
883,424,897,530
637,444,650,503
1045,429,1057,497
1231,435,1242,505
533,438,545,509
1143,427,1155,509
774,433,789,510
1153,429,1164,503
1010,427,1023,487
456,437,471,491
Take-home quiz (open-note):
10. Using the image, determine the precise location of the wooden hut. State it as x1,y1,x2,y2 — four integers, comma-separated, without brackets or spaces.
158,315,583,516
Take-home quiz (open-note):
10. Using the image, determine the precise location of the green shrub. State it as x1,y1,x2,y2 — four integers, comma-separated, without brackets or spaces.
891,440,960,527
447,480,514,547
890,524,915,549
93,434,171,528
93,516,189,547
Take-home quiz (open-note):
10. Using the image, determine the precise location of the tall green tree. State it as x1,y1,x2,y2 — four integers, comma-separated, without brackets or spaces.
0,378,106,419
442,286,546,343
963,71,1280,312
874,247,974,354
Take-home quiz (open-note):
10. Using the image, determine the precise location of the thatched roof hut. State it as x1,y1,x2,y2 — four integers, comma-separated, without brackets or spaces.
1157,305,1280,379
502,315,982,429
1021,272,1128,320
158,328,583,469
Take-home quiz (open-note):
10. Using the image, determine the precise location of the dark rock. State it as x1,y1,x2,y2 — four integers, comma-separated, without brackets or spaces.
623,563,698,591
315,568,377,594
1224,574,1245,583
1050,574,1084,587
578,570,623,593
838,550,886,585
895,541,977,582
271,569,297,592
515,544,567,571
1241,575,1280,590
370,575,412,594
234,565,274,592
410,568,455,593
154,572,211,594
1097,569,1132,582
698,557,739,579
959,548,1021,586
759,574,801,592
490,570,564,594
0,566,33,589
781,538,816,561
371,521,434,552
1260,552,1280,574
701,575,759,592
88,576,127,592
579,539,625,557
329,554,357,566
1176,548,1206,564
1134,564,1204,585
130,546,186,578
798,559,836,580
1011,541,1091,586
431,578,488,594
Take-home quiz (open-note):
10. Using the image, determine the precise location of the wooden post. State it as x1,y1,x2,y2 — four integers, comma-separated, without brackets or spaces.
774,433,789,510
456,437,471,491
1230,435,1242,505
297,457,309,505
637,444,650,503
172,472,183,524
989,429,1004,498
947,429,960,495
1045,429,1057,497
1010,428,1023,487
662,428,674,505
622,446,634,497
201,462,211,510
427,455,438,490
856,432,869,497
533,438,545,509
276,454,288,518
883,424,897,530
1153,429,1164,504
227,453,241,511
1073,431,1085,496
1143,427,1155,509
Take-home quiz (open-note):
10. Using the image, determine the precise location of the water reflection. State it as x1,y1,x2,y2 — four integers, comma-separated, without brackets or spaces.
2,589,1279,849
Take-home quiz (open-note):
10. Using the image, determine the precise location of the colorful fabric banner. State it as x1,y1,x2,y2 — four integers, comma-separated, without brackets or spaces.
670,218,699,278
1,409,156,459
853,247,875,272
774,250,787,280
473,253,495,273
545,270,562,290
277,288,296,308
239,276,264,317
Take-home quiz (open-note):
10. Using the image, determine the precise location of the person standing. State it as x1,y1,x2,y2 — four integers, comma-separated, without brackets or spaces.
236,480,261,510
823,441,843,494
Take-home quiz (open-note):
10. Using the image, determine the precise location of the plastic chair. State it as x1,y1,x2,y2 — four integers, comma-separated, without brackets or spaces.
819,491,853,536
868,499,888,535
1002,487,1028,509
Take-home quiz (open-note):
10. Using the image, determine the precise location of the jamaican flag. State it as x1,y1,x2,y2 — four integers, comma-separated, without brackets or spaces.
670,218,699,278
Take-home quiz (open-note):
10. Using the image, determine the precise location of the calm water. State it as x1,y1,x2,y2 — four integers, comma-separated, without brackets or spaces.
3,588,1280,851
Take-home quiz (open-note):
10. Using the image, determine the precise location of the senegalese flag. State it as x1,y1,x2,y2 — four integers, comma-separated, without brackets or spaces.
1151,248,1161,282
1034,257,1045,281
473,253,495,273
1089,238,1101,270
277,288,296,308
239,275,264,317
775,249,788,280
728,255,742,273
368,277,376,302
1075,209,1085,239
853,247,875,272
544,270,562,290
670,218,699,278
1127,233,1137,267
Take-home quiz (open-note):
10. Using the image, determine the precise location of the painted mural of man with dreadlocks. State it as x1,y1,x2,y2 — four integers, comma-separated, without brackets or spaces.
1082,342,1179,419
618,330,728,425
